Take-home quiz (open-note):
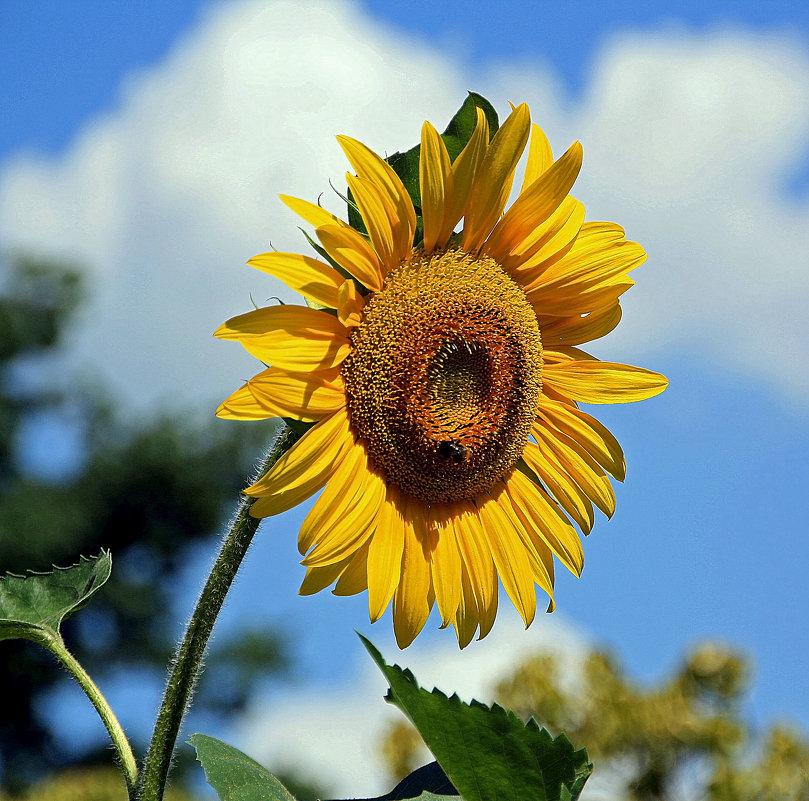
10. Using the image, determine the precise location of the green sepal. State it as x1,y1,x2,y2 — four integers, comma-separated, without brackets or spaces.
360,634,592,801
280,417,316,438
300,228,345,276
189,733,296,801
0,551,112,645
349,92,499,247
346,185,369,239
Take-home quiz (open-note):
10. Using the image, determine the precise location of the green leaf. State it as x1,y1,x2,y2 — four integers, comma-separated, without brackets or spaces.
361,635,592,801
0,551,112,645
191,733,457,801
440,91,499,161
190,733,296,801
348,92,499,246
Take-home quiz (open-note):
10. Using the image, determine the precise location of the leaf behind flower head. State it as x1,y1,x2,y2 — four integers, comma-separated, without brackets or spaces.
348,92,499,241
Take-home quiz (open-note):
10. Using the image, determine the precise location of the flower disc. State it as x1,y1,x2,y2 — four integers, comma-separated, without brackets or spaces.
342,248,543,504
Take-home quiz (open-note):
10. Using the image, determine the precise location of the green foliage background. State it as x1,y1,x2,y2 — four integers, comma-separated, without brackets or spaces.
0,256,287,794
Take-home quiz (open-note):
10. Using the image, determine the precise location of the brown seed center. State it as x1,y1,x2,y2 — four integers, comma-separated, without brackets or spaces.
342,248,542,504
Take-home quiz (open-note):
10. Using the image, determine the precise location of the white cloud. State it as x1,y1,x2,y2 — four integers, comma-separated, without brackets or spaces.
0,0,466,414
235,612,591,799
486,28,809,404
3,3,808,415
575,29,809,404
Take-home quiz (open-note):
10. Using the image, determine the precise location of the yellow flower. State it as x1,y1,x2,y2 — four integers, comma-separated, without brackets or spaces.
216,102,667,648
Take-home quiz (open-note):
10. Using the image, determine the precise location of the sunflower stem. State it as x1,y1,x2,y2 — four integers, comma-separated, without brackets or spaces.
138,422,299,801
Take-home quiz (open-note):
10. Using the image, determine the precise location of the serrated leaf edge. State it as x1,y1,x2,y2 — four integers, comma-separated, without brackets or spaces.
0,549,111,586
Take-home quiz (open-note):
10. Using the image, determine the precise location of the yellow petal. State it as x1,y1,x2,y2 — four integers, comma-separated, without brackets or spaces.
216,383,273,420
367,487,405,623
503,196,584,277
533,423,616,518
522,441,594,534
531,280,634,318
477,557,499,641
279,194,342,229
453,502,495,619
526,237,646,295
520,122,554,193
453,566,480,649
246,408,351,517
539,303,623,348
299,557,351,596
463,103,531,252
247,252,344,309
430,506,462,625
484,140,583,262
536,395,626,480
542,344,594,365
507,468,584,577
543,360,669,404
346,173,396,269
316,223,384,293
333,540,370,596
439,107,489,244
392,497,433,648
523,223,646,313
478,490,537,627
214,305,350,372
497,486,555,601
336,134,416,263
300,441,385,565
336,278,366,328
420,121,452,253
267,366,349,414
563,221,629,258
244,367,345,422
250,482,320,519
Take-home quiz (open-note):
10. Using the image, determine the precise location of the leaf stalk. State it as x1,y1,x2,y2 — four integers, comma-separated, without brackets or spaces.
45,635,139,799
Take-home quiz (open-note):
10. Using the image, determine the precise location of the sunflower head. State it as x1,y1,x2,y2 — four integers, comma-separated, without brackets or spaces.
216,93,667,648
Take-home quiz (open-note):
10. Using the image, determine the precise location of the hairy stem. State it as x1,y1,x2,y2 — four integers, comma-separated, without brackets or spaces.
138,422,298,801
47,636,139,798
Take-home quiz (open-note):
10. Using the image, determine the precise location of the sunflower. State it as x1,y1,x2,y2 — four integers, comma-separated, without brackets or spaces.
216,100,667,648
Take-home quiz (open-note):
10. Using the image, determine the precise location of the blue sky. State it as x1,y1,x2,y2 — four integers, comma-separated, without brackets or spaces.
5,0,809,154
3,0,809,796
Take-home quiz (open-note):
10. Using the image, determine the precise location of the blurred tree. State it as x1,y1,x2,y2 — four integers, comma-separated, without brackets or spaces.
0,256,288,793
380,642,809,800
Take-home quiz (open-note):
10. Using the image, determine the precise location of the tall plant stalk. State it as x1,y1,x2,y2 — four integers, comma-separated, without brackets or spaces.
138,423,298,801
